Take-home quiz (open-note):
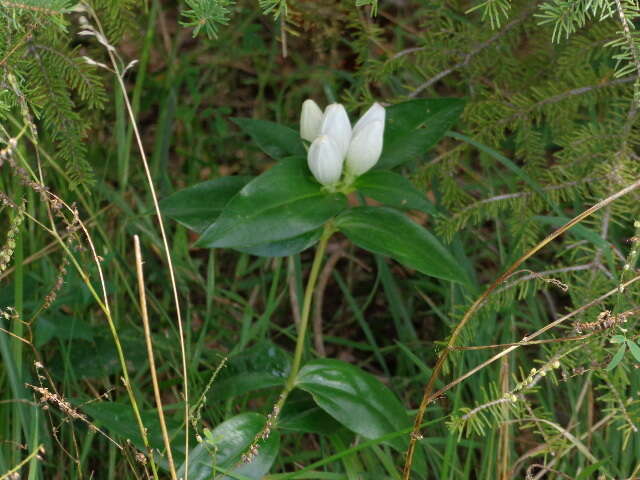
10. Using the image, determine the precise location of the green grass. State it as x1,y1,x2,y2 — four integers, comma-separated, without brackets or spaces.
2,0,640,479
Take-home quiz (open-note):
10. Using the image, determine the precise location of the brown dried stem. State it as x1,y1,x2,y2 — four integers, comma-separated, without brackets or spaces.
134,235,178,480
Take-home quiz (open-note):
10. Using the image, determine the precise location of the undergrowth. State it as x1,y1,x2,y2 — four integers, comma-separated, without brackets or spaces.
1,0,640,478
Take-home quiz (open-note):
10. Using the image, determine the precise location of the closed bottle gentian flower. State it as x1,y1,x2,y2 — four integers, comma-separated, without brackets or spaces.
352,102,385,137
319,104,352,157
300,99,385,186
345,103,385,176
307,135,344,186
346,120,384,176
300,99,323,142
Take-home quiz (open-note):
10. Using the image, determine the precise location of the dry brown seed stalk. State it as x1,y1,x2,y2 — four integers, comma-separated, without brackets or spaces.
573,309,637,334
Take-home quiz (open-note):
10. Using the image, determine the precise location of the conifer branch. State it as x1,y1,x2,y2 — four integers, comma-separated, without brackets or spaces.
409,5,536,97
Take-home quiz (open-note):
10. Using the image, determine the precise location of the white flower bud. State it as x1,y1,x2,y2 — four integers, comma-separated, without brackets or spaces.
352,102,385,137
307,135,344,186
300,99,323,142
319,104,352,157
345,120,384,176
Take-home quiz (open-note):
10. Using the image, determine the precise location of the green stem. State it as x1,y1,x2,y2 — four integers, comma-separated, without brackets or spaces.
12,183,26,465
244,224,334,457
286,225,334,388
286,223,334,392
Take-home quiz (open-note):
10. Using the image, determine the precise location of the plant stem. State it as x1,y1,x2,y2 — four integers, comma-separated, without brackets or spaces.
0,444,43,480
244,224,334,459
12,183,25,466
89,7,190,472
134,235,177,480
286,223,334,392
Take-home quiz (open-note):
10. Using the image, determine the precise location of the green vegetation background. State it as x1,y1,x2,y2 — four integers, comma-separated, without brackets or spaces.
1,0,640,478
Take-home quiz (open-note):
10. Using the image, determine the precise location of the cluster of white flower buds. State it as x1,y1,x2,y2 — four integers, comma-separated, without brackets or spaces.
300,99,385,186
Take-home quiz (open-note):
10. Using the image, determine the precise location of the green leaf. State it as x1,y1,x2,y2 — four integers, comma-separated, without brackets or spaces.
160,176,252,233
278,392,345,435
215,342,290,401
235,228,322,257
354,170,438,215
50,334,146,380
81,402,183,454
606,344,627,371
197,157,347,248
610,335,626,344
377,98,465,170
35,314,94,348
296,358,410,451
232,118,305,159
178,413,279,480
335,206,468,284
627,340,640,362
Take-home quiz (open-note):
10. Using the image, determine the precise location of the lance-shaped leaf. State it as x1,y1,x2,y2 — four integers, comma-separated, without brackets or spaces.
353,170,438,215
197,157,347,248
235,228,323,257
607,344,627,371
177,413,279,480
377,98,465,170
232,118,305,159
335,206,468,284
296,358,410,451
627,340,640,362
295,359,428,475
215,342,290,401
160,176,252,233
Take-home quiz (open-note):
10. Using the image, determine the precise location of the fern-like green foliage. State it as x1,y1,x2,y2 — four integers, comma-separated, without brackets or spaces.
258,0,288,19
181,0,378,40
90,0,137,43
448,382,521,438
596,371,640,448
180,0,288,40
181,0,234,39
467,0,512,29
0,0,132,189
180,0,289,40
